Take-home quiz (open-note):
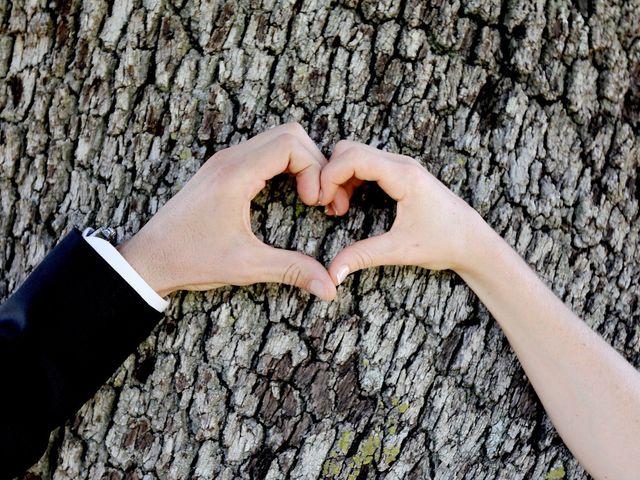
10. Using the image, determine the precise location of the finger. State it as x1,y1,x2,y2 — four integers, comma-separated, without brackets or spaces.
320,142,411,206
246,134,323,205
241,122,328,171
331,187,350,215
343,178,365,199
325,203,336,216
330,178,365,215
328,232,399,286
251,243,337,300
320,177,365,216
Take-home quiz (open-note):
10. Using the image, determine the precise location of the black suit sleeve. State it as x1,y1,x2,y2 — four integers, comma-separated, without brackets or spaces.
0,229,164,478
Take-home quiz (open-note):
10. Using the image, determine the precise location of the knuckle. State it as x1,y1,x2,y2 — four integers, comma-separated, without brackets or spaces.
282,262,304,288
320,164,333,183
351,246,373,271
341,146,362,163
334,141,362,160
284,121,306,137
400,154,419,165
277,132,300,151
399,158,423,175
333,139,352,154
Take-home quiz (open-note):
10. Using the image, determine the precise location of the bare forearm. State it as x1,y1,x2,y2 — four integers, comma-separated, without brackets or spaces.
319,143,640,477
456,223,640,479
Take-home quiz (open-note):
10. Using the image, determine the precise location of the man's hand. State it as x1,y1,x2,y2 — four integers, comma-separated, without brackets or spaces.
118,123,337,300
318,140,486,285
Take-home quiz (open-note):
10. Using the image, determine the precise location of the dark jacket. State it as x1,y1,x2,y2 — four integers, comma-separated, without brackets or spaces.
0,229,163,478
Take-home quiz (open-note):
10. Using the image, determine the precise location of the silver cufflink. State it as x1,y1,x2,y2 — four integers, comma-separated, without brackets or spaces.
82,227,117,245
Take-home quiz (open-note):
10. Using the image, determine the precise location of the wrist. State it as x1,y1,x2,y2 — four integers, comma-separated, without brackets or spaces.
450,211,503,277
117,229,176,297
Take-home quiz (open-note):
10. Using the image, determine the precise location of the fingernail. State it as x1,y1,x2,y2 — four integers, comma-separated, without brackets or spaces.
336,265,349,285
309,279,326,299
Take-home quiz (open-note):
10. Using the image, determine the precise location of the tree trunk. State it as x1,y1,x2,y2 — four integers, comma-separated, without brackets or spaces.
1,0,639,478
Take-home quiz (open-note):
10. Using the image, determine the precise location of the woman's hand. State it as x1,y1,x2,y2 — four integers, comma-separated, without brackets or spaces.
118,123,337,300
319,140,487,285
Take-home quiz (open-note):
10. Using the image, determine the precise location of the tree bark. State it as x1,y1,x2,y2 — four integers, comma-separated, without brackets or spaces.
1,0,639,478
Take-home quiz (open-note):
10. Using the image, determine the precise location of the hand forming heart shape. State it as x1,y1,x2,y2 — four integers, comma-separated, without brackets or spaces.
118,123,482,300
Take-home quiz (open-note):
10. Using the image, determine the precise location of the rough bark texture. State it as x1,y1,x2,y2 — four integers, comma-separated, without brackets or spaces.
1,0,640,478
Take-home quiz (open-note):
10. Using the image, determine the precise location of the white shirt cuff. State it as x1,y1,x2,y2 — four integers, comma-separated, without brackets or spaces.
82,236,169,313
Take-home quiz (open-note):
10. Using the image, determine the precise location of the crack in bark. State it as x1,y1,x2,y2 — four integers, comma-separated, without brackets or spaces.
1,0,639,478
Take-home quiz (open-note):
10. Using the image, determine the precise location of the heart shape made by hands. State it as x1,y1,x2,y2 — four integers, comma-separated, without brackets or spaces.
123,125,464,302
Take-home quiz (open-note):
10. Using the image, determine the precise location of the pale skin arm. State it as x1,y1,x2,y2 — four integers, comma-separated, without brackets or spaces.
319,140,640,480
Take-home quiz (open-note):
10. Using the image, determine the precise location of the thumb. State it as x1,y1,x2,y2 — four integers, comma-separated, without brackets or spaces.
328,232,398,286
252,244,337,301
